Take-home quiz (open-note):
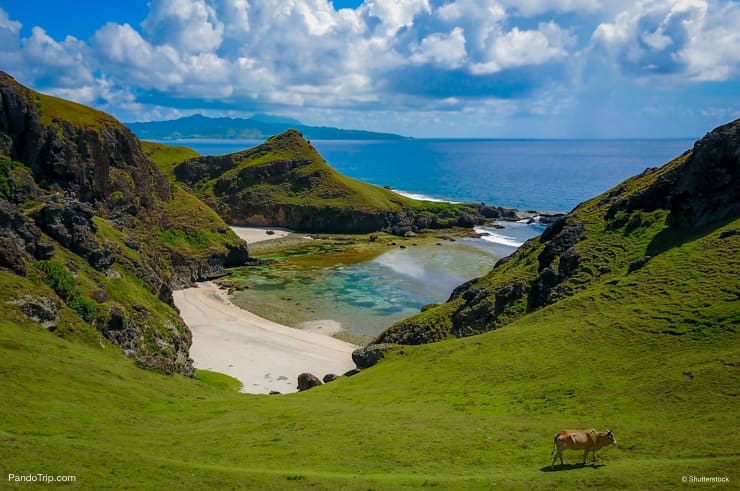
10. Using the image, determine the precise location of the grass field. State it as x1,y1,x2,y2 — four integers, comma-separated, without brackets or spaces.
1,216,737,489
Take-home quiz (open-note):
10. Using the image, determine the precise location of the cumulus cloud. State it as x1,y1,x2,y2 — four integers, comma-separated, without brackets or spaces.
142,0,224,53
471,22,575,74
500,0,603,16
0,1,737,135
410,27,467,68
592,0,740,80
361,0,431,35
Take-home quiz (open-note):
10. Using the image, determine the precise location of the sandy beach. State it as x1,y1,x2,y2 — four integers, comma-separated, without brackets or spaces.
230,226,292,244
173,282,356,394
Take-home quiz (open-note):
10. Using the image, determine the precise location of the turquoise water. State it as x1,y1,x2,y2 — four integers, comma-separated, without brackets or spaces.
233,221,545,337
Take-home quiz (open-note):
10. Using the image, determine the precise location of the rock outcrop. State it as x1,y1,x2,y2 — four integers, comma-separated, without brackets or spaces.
33,197,115,272
605,119,739,229
0,73,169,209
0,72,250,376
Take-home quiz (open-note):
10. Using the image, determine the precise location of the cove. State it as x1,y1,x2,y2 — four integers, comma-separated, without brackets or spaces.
229,221,545,341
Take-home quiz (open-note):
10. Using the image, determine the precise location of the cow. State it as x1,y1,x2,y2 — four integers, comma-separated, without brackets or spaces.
551,428,616,468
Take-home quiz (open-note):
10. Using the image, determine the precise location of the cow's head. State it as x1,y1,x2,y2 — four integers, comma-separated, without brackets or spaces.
602,428,617,446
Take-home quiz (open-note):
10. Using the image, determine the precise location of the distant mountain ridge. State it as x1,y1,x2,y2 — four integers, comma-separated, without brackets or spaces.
126,114,408,141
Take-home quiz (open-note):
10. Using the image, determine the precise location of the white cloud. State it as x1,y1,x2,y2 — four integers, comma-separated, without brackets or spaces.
0,8,22,70
471,22,574,74
219,0,251,37
410,27,467,68
499,0,603,16
142,0,224,53
1,2,737,137
361,0,431,35
591,0,740,81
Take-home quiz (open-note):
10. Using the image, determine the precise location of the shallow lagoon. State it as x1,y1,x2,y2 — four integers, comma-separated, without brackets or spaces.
231,221,545,340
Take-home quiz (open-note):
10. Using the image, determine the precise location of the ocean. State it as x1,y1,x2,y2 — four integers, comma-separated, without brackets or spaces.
162,137,696,336
169,138,695,213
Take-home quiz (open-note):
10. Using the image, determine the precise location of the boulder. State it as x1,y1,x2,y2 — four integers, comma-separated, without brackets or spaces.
297,372,323,391
9,295,60,329
322,374,337,383
628,256,652,273
352,344,389,369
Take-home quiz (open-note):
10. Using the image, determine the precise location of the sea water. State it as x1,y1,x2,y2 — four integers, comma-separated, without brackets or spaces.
162,138,694,336
171,138,695,212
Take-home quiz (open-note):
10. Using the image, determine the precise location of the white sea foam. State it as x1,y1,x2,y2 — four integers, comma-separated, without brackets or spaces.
394,190,460,203
373,250,426,279
474,226,524,248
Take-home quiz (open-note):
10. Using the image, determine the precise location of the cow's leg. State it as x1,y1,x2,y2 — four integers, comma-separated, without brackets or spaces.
582,449,588,465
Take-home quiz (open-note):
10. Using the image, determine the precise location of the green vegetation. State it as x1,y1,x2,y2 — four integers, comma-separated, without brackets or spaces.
157,130,472,231
33,92,121,130
141,140,201,178
35,94,120,130
34,260,100,323
195,369,243,392
194,130,420,210
1,215,737,488
1,74,736,488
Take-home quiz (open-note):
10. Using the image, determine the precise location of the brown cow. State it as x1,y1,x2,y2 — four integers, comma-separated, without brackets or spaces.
551,428,616,468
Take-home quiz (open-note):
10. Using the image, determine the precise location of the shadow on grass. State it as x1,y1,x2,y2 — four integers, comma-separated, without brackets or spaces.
540,463,606,473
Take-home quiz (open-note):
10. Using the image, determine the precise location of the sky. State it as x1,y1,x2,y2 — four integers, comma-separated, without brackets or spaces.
1,0,738,138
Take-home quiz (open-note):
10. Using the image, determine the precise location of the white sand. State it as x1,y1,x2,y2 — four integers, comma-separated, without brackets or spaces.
173,282,356,394
296,319,344,336
230,226,292,244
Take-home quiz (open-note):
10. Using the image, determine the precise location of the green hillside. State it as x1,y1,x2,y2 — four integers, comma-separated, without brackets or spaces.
378,121,739,345
163,130,503,233
1,217,736,489
2,119,738,488
0,72,248,375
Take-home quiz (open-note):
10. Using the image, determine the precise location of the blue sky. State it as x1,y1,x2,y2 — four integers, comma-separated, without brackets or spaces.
1,0,738,138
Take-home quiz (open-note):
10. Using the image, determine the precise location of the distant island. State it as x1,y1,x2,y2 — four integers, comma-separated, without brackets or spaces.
126,114,409,141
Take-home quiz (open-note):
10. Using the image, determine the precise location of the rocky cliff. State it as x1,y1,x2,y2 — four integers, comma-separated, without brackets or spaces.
376,119,740,345
0,72,249,375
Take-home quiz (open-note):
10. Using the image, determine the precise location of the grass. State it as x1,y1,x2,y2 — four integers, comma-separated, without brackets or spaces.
33,92,121,130
158,130,469,228
140,141,201,179
194,370,243,392
1,216,737,489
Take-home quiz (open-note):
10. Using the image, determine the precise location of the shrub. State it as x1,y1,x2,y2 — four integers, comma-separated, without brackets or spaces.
34,260,100,323
34,261,77,301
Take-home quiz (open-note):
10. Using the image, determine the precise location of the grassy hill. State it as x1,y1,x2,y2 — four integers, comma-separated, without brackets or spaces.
162,130,504,233
1,218,736,489
1,119,737,488
377,121,739,345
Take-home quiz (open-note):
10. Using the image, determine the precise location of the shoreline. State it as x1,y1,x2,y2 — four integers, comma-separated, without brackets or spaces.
173,282,356,394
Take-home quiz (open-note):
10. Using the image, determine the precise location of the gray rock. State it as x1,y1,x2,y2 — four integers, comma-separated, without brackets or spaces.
9,295,60,329
352,344,389,369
